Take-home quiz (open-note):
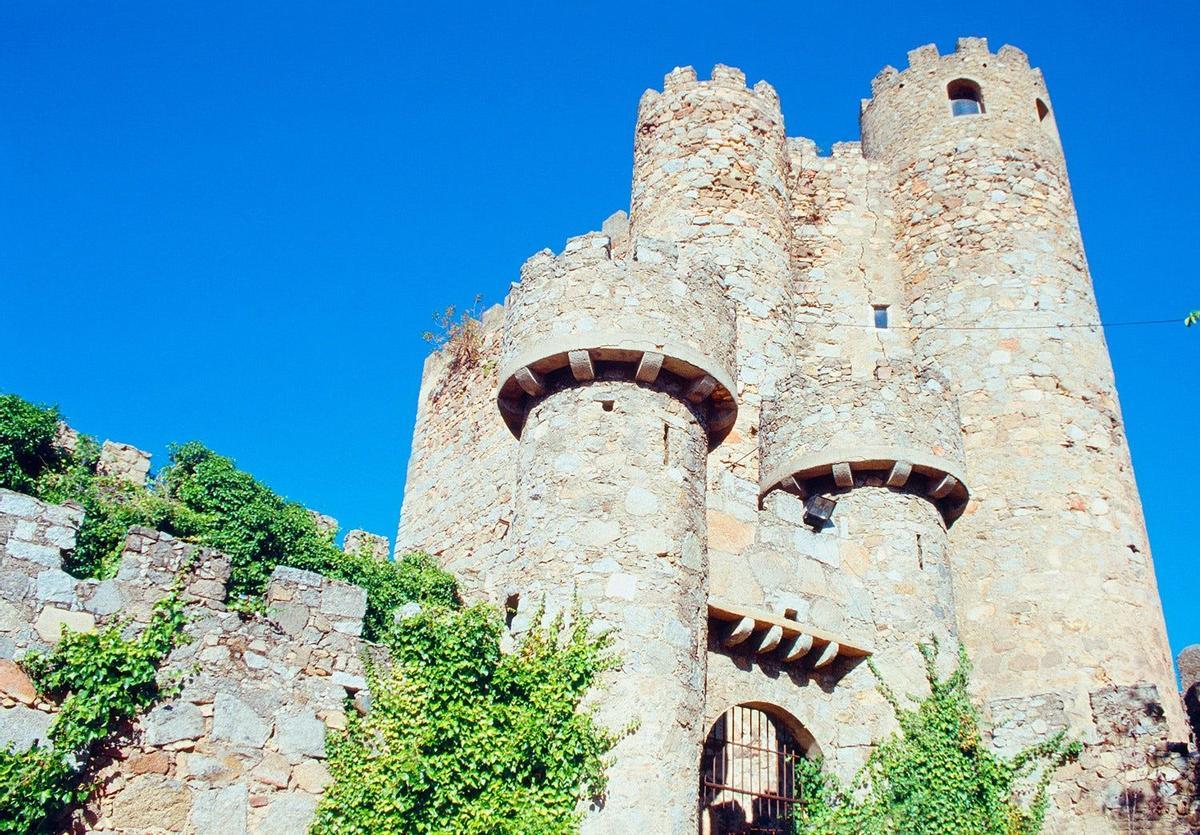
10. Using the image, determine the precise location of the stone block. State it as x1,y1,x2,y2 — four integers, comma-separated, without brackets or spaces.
35,569,77,605
293,759,333,793
190,783,248,835
320,581,367,620
107,775,190,832
34,607,95,642
270,602,310,637
7,539,63,568
0,659,37,705
0,705,52,752
256,791,318,835
275,708,326,759
212,692,271,748
143,701,205,745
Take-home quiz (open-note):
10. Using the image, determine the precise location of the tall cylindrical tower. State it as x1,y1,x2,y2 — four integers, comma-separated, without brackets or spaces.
760,360,968,692
629,65,795,518
497,233,736,832
861,38,1184,736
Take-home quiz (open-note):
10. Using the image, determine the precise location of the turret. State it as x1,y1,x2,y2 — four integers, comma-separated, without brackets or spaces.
628,65,795,527
760,360,966,688
498,232,736,832
863,39,1185,741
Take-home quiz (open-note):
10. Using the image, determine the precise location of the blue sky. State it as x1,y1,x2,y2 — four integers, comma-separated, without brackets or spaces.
3,2,1197,659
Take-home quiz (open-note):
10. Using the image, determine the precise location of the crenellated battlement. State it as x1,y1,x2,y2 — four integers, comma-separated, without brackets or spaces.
860,38,1059,164
641,63,781,112
497,231,737,443
868,38,1034,98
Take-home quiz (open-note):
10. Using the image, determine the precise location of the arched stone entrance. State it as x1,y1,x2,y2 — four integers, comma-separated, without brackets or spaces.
699,703,814,834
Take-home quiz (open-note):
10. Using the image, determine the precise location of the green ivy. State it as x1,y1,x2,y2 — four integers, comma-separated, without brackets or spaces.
794,642,1080,835
0,588,189,834
312,605,617,835
157,441,459,637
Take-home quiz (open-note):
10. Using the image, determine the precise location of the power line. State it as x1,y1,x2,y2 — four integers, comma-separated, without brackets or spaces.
793,317,1181,332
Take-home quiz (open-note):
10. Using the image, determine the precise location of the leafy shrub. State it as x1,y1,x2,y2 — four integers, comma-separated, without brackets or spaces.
159,441,459,636
793,642,1080,835
0,395,66,495
0,396,459,639
313,605,617,834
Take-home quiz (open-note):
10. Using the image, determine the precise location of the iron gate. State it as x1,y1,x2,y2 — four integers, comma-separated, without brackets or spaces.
699,704,806,834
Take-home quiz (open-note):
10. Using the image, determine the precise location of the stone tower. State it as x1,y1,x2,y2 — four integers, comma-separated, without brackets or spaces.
495,237,736,832
858,38,1183,736
398,37,1190,833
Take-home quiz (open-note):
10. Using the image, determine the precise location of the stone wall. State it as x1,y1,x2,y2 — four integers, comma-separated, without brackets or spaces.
0,490,371,834
395,304,519,602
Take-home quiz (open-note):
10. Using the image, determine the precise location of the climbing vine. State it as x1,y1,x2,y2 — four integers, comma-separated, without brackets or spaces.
313,605,618,835
0,586,189,834
793,642,1080,835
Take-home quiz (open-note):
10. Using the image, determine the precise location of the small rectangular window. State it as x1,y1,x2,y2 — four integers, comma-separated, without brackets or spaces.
873,305,889,329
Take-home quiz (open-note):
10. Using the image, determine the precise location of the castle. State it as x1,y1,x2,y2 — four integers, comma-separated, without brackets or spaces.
0,36,1196,835
396,38,1197,832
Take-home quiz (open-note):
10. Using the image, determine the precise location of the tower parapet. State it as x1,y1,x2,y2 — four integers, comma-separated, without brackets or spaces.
497,232,737,443
861,38,1062,166
760,361,968,523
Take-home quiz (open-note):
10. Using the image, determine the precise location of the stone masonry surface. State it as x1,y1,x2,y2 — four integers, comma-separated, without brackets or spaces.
0,489,372,834
395,36,1195,834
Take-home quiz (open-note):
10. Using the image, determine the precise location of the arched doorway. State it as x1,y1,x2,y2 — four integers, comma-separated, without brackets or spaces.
699,703,812,834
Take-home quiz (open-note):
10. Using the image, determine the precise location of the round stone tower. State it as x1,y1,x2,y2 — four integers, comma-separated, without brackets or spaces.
629,65,795,502
860,38,1184,735
760,360,968,690
497,232,736,832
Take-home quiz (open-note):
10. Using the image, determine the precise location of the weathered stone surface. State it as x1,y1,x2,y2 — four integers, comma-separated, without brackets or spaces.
0,659,37,705
292,758,333,793
0,705,52,751
107,775,190,831
33,606,95,642
275,708,326,759
320,581,367,620
97,440,152,486
191,783,249,835
212,692,271,748
256,792,318,835
143,701,204,745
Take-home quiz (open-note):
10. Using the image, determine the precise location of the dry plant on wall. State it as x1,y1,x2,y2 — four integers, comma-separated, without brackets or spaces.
423,294,485,370
423,295,489,401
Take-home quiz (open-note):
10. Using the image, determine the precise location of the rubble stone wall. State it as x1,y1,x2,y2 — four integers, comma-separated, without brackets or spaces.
395,304,518,603
0,490,371,834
